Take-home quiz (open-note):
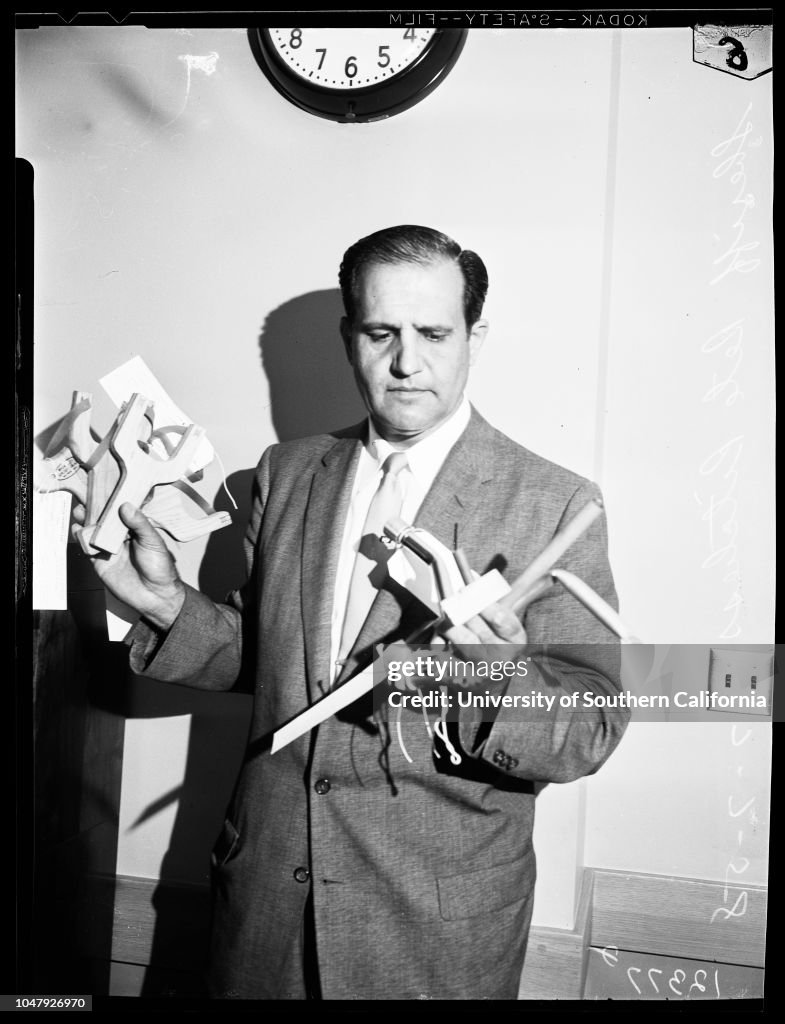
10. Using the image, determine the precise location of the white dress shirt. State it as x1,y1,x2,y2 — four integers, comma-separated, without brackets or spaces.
330,396,471,681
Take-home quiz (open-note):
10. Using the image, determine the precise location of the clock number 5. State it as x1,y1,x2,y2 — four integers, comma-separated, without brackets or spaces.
345,56,358,79
378,45,390,68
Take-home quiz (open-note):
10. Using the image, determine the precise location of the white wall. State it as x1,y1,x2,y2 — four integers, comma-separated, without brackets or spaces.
18,25,772,928
584,28,773,887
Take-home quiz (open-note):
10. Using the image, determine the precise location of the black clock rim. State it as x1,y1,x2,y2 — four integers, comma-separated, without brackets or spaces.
248,27,467,123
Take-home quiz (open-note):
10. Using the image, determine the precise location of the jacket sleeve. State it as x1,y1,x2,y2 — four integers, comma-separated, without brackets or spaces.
457,480,630,783
123,447,272,691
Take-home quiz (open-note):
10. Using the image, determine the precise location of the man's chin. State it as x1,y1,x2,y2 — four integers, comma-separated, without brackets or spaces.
373,412,444,446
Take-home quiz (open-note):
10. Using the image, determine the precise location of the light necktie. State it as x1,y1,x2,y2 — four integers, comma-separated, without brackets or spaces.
337,451,409,665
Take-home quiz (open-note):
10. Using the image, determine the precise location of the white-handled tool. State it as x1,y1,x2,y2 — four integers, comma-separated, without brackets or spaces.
270,499,611,753
550,568,639,643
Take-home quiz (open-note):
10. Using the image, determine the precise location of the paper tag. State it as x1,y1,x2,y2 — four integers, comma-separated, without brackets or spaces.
33,491,72,609
100,355,214,473
49,451,81,481
440,570,512,627
387,547,441,612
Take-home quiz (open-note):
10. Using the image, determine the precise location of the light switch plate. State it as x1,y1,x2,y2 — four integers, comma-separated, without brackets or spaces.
708,647,773,715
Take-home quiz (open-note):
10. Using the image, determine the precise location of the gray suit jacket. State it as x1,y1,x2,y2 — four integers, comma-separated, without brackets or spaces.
128,407,629,1000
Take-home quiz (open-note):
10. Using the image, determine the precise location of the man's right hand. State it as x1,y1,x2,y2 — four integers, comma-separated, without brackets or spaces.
77,502,186,631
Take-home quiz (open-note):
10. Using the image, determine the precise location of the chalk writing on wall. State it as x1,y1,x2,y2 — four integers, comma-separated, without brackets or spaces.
711,722,756,925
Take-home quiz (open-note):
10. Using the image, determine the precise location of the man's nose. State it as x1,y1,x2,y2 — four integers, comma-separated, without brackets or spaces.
390,333,423,377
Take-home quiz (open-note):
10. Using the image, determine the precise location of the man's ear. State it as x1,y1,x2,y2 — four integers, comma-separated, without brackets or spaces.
468,319,489,365
340,317,353,364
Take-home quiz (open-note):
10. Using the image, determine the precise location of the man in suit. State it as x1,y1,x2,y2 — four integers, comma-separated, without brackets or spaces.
89,225,629,1000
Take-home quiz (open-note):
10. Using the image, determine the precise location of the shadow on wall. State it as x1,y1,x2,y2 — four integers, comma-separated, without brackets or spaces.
133,289,367,995
259,288,366,441
199,288,366,601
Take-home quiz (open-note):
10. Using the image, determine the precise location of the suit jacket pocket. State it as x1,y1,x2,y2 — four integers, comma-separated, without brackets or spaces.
436,846,535,921
211,818,241,869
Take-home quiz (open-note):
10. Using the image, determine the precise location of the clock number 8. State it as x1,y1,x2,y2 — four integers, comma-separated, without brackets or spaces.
289,29,302,49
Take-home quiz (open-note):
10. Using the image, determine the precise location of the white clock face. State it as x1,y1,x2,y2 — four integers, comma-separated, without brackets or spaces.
269,28,437,89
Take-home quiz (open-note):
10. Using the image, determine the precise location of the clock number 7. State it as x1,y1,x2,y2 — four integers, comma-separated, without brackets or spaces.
315,48,326,70
378,45,390,68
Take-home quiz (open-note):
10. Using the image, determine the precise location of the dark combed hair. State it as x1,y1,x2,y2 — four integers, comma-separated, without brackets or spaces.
339,225,489,328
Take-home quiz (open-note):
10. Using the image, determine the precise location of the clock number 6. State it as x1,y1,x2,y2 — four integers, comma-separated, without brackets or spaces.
345,56,358,79
378,45,390,68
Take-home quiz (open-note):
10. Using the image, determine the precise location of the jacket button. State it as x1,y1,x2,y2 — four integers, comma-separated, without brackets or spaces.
493,749,507,766
314,778,331,795
293,866,310,883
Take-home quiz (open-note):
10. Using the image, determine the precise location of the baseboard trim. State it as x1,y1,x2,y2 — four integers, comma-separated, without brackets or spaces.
110,874,210,971
518,867,593,999
102,867,767,997
589,868,767,968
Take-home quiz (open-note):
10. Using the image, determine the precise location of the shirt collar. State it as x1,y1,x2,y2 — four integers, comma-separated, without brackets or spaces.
363,395,471,491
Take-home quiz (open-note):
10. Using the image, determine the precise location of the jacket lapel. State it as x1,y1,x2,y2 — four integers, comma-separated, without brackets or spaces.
301,429,364,694
336,408,496,683
415,409,495,545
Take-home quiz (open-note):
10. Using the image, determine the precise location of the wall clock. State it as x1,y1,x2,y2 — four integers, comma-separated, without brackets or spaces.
248,27,468,122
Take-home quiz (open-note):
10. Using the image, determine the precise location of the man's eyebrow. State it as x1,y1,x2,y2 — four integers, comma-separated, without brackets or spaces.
415,323,454,333
358,321,455,333
360,320,398,331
